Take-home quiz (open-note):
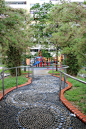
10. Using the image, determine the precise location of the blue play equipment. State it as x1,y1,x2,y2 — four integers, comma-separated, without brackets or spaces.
33,57,41,66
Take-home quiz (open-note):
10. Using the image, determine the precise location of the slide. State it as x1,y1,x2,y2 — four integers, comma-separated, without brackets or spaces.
33,57,41,66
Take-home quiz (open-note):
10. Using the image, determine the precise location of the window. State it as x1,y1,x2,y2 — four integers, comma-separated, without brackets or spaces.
5,1,27,4
30,49,38,52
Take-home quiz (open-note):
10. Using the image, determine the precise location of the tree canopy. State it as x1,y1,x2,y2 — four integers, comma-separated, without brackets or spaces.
44,1,86,75
30,2,54,44
0,0,33,75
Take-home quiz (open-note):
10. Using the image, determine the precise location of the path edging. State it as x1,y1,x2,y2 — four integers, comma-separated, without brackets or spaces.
53,75,86,124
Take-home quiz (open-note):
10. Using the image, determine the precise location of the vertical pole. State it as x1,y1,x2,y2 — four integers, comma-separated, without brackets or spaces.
64,68,67,88
65,68,66,81
24,58,26,72
49,58,50,66
45,59,46,67
52,64,53,76
59,72,62,101
38,51,39,67
40,56,42,67
32,65,34,79
16,68,18,88
2,71,4,98
64,74,65,88
28,66,29,77
55,58,56,68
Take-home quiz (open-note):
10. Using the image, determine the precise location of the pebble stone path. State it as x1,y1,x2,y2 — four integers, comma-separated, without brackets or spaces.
0,75,86,129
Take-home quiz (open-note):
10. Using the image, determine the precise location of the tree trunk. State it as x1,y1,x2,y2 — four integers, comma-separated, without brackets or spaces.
17,60,21,76
56,46,58,71
6,45,22,76
24,58,26,72
24,51,26,72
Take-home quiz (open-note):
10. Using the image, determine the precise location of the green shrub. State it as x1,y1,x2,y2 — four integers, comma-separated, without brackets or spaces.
65,54,80,76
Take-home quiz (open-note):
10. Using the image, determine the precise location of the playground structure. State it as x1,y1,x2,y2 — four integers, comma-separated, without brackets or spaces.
26,50,64,67
33,57,41,66
33,50,52,67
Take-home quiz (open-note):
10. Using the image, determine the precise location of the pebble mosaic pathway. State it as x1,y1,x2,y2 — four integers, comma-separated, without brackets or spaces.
0,75,86,129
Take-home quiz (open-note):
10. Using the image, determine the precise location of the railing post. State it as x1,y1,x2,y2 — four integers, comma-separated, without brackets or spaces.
63,68,65,88
32,65,34,79
16,68,18,88
65,68,66,81
2,71,5,98
64,74,66,88
52,64,53,76
28,66,29,77
59,71,62,101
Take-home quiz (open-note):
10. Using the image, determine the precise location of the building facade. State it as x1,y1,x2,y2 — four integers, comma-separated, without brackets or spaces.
5,0,30,12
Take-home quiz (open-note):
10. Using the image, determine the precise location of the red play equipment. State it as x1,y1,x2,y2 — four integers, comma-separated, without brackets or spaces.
38,50,42,67
35,50,51,67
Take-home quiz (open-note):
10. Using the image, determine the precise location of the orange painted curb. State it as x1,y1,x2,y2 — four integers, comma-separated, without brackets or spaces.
0,77,32,101
53,74,86,124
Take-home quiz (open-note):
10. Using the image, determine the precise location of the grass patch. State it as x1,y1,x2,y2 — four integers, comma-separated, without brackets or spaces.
64,77,86,115
21,70,32,74
0,69,2,73
0,75,28,90
0,69,11,74
67,77,86,87
0,64,6,67
48,70,60,74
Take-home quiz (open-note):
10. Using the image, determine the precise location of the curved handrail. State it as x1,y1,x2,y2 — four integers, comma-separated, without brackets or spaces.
0,65,32,73
51,64,86,101
59,70,86,84
0,65,34,98
58,68,86,100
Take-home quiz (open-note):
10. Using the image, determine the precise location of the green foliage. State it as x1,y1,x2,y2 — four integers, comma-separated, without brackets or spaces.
25,54,32,59
73,32,86,66
30,2,54,44
34,49,52,58
65,54,80,75
45,2,86,75
0,1,33,76
84,1,86,4
31,2,54,22
41,49,52,58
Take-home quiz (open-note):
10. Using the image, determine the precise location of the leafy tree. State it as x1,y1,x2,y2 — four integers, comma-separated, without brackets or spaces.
41,49,52,58
0,0,33,76
34,49,52,58
30,2,54,44
44,2,86,75
73,27,86,67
